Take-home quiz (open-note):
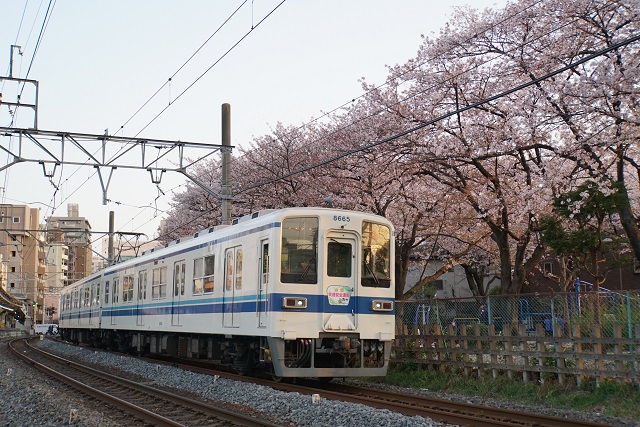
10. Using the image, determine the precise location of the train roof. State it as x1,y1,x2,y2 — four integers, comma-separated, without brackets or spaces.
61,207,392,293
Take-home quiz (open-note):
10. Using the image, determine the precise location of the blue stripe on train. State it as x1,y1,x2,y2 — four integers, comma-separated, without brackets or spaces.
60,294,394,321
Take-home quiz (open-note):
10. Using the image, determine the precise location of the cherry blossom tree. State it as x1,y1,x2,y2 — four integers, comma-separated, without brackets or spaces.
160,0,640,298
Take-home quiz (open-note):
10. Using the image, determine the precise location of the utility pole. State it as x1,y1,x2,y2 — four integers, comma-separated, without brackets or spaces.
221,103,232,225
108,211,114,266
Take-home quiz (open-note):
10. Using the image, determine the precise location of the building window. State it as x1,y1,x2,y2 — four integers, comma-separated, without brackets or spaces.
543,262,553,274
10,267,15,272
12,217,19,223
10,283,15,288
10,251,16,257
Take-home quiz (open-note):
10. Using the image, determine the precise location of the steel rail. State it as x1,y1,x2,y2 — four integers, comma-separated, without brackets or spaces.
144,355,614,427
9,338,279,427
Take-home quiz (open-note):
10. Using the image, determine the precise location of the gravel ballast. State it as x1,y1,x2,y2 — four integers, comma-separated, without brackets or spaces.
1,338,447,427
1,337,638,426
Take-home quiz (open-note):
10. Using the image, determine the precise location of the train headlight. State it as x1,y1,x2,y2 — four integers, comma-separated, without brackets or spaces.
283,297,308,309
371,300,393,312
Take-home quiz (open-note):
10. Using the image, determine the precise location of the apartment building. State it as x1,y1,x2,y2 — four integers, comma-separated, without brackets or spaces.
45,204,92,285
0,204,46,323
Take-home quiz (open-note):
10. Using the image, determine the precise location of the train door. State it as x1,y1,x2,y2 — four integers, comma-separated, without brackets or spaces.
171,260,186,326
258,240,269,328
223,246,243,328
323,232,358,330
136,270,147,326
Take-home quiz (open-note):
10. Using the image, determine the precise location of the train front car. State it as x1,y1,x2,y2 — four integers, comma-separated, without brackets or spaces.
266,209,395,378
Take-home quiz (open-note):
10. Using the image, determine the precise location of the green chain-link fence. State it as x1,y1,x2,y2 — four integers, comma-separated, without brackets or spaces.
396,290,640,338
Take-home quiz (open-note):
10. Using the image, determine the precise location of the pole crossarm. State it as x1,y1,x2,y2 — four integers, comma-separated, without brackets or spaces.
0,127,233,203
0,127,228,169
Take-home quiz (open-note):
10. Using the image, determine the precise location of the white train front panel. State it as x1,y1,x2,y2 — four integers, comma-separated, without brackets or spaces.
60,208,395,378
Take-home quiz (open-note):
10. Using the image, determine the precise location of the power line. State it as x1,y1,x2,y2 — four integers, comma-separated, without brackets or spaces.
48,1,285,239
115,0,250,135
234,33,640,196
9,0,56,129
132,0,286,139
233,0,547,162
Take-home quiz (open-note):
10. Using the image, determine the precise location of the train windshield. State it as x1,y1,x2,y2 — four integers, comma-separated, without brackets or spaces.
361,221,391,288
280,217,318,284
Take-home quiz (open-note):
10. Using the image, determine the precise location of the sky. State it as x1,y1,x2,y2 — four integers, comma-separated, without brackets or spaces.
0,0,508,253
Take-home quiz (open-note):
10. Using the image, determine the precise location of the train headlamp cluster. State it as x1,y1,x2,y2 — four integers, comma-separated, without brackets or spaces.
283,297,308,309
371,300,393,312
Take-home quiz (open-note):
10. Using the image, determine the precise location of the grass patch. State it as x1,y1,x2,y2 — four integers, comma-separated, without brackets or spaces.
383,364,640,421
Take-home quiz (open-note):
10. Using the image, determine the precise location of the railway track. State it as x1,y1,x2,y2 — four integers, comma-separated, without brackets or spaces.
9,338,281,427
305,381,615,427
34,339,617,427
144,355,615,427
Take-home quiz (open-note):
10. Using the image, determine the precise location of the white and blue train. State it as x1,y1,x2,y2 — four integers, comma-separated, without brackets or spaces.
59,208,395,378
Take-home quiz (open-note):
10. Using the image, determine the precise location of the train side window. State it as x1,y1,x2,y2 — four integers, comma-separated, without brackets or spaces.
123,275,134,302
235,250,243,290
104,280,110,304
193,258,204,294
94,284,101,306
226,251,233,291
114,278,120,303
204,255,214,293
152,267,167,299
138,270,147,300
181,262,186,295
280,217,318,284
361,221,391,288
261,243,269,286
84,286,90,307
173,261,186,297
194,256,215,295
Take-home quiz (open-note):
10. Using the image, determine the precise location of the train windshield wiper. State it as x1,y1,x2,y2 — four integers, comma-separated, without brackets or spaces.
363,257,380,286
297,257,316,282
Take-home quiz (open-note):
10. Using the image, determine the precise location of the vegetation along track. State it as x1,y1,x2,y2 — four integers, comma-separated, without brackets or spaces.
142,354,615,427
9,338,280,427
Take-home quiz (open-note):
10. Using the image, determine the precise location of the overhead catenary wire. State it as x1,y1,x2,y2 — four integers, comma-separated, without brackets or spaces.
131,0,286,139
234,0,547,157
144,32,640,246
115,0,250,135
9,0,56,129
233,0,581,173
41,1,285,242
233,33,640,196
2,0,57,212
